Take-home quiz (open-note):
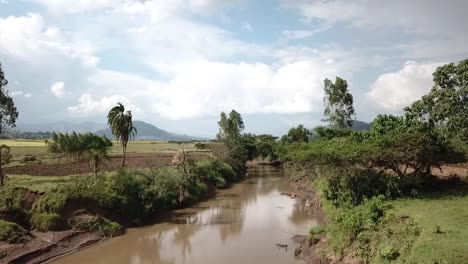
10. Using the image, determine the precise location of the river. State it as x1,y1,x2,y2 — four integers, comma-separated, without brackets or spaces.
52,166,318,264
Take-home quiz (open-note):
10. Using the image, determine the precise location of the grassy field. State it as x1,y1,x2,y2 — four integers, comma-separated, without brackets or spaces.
6,175,87,192
389,185,468,263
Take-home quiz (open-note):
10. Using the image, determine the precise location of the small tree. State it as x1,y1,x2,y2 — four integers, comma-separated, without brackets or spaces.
286,125,310,143
107,103,137,167
87,136,112,177
322,77,355,129
0,62,19,186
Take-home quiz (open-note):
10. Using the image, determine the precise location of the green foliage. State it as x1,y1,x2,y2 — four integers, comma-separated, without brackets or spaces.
0,220,28,243
405,59,468,141
255,134,278,161
323,168,405,207
314,126,353,140
30,213,65,231
322,77,355,129
107,103,137,167
0,62,19,186
216,110,256,176
193,159,236,186
0,145,11,165
33,192,68,214
327,196,391,251
216,110,244,145
69,216,123,237
285,125,310,143
48,132,112,159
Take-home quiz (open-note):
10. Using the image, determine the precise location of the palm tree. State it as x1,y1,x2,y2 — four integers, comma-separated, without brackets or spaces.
107,103,137,167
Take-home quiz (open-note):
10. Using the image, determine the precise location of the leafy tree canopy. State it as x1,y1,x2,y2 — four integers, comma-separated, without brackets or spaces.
405,59,468,140
322,77,355,129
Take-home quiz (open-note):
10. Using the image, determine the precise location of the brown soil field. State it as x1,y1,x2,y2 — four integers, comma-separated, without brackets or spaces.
4,152,212,177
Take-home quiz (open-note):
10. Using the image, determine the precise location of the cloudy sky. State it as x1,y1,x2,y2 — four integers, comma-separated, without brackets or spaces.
1,0,467,136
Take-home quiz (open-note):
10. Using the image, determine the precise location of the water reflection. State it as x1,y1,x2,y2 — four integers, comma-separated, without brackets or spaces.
52,166,317,264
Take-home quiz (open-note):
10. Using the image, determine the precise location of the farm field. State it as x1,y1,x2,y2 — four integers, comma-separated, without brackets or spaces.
1,139,211,176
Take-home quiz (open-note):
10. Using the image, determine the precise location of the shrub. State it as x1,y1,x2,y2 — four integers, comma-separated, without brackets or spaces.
0,220,29,243
69,216,123,237
194,159,237,185
379,246,400,260
327,196,390,251
31,213,66,231
323,168,405,207
32,192,68,214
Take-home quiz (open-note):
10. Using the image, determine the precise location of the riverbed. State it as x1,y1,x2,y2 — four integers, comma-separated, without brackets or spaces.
52,166,318,264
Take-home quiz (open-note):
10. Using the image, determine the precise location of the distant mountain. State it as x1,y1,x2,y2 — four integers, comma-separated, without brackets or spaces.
16,121,105,133
352,120,371,131
96,121,200,141
14,120,204,141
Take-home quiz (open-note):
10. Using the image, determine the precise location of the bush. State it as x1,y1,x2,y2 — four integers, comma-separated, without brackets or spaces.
32,192,68,214
327,196,390,251
323,168,406,207
0,220,29,243
194,159,237,185
31,213,66,231
69,216,123,237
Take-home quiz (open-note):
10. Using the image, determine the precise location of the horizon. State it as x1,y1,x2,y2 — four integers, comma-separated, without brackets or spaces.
1,0,467,137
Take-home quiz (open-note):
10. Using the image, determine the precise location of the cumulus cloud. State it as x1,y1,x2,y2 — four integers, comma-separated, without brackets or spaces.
366,61,441,111
50,82,66,98
68,94,140,116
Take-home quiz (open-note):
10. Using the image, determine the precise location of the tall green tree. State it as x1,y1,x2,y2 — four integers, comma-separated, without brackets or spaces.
216,110,249,175
322,77,355,128
0,62,19,186
405,59,468,140
107,103,137,167
286,125,310,143
216,110,244,146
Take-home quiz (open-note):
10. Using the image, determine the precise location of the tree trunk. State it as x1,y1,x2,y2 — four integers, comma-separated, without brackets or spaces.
122,144,127,167
94,158,99,177
0,151,3,186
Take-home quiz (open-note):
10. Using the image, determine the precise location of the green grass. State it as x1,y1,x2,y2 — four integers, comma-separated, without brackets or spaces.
6,175,90,192
389,186,468,263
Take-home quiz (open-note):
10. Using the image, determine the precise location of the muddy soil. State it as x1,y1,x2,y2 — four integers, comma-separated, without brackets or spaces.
0,231,104,264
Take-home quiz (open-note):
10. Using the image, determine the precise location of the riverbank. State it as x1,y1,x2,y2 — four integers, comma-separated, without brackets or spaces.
0,159,243,263
49,166,313,264
289,168,468,264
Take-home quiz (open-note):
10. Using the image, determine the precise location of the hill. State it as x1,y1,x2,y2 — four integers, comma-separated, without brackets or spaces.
96,121,200,141
351,120,371,131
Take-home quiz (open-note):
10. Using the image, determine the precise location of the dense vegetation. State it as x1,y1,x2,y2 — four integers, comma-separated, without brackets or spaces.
279,59,468,263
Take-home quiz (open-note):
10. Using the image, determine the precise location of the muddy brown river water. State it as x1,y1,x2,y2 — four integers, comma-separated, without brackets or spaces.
52,166,318,264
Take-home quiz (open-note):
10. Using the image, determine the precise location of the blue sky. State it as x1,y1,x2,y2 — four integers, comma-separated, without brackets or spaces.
1,0,467,137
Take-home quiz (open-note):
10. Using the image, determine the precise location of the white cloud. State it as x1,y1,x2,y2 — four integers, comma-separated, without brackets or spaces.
366,61,441,111
50,81,66,97
29,0,242,15
282,30,314,40
282,0,468,37
10,91,24,96
243,22,252,32
1,0,8,4
24,92,32,98
68,94,140,116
